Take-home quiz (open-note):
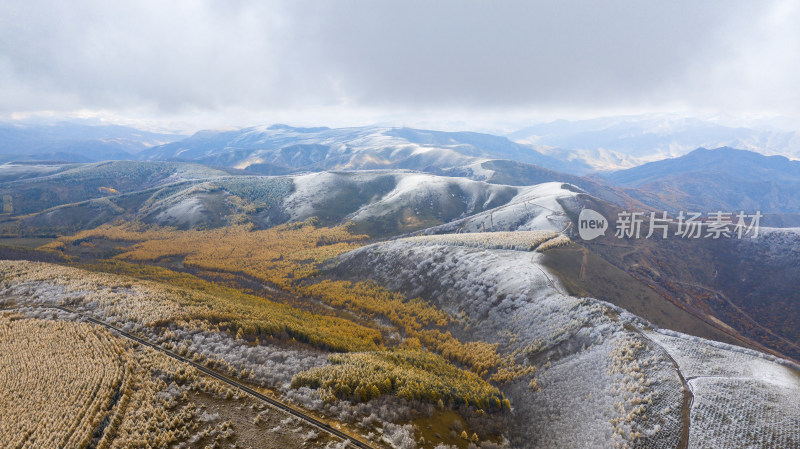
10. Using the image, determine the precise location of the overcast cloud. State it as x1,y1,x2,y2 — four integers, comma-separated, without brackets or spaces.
0,0,797,130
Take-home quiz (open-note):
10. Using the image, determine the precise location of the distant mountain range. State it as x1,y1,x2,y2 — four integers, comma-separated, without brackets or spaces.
0,120,183,163
509,115,800,170
139,124,593,175
603,147,800,215
6,117,800,173
6,120,800,220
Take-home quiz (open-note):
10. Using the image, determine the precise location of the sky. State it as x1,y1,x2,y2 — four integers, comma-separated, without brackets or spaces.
1,0,798,133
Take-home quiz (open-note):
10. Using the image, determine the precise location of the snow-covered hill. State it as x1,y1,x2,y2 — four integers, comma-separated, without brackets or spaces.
416,182,582,234
140,124,592,175
138,173,585,236
329,236,800,448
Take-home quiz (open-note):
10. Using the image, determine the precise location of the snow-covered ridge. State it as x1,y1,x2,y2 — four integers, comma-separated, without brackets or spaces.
285,175,583,235
417,181,582,234
333,239,683,448
331,235,800,448
282,171,520,227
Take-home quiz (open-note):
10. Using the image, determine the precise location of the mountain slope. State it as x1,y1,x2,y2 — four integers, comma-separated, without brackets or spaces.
139,124,658,213
328,236,800,448
0,161,228,217
407,185,800,363
284,171,520,235
558,192,800,363
0,167,535,236
448,158,652,210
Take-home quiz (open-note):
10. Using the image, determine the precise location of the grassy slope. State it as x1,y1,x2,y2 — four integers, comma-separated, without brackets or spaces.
541,243,737,344
556,194,800,361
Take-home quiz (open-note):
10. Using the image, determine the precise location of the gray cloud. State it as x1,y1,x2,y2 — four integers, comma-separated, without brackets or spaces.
0,0,797,123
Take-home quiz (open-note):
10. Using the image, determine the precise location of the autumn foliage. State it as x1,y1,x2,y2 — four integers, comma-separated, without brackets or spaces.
291,349,507,410
37,219,535,409
0,313,217,449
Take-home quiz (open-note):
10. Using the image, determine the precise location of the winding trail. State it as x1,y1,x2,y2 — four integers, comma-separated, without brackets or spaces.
534,262,566,296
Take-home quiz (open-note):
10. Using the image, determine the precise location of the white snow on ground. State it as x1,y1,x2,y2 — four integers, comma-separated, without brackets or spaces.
754,227,800,250
485,182,579,232
130,171,581,236
283,171,519,223
646,330,800,386
347,173,514,223
420,181,580,234
167,163,229,181
284,171,356,220
153,197,207,228
531,339,617,449
0,163,65,179
688,378,800,448
283,171,403,221
646,329,800,448
463,160,496,180
759,227,800,234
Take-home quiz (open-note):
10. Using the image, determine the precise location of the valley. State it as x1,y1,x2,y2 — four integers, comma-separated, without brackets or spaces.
1,127,799,449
